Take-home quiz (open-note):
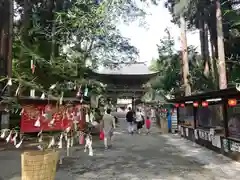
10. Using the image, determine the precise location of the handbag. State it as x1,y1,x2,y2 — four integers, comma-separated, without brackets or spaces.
141,115,145,125
99,131,104,140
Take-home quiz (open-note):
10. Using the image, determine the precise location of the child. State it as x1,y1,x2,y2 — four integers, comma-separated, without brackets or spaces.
145,116,151,134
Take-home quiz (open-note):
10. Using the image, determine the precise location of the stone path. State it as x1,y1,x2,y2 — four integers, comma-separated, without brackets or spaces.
1,120,240,180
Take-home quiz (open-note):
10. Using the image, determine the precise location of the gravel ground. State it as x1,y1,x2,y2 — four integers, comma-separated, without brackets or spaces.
1,119,240,180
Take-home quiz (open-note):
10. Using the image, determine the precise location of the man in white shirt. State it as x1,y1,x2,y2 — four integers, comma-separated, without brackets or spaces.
136,109,144,134
102,108,116,149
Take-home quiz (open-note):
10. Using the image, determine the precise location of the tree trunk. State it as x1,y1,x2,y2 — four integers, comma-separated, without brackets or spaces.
203,21,210,77
8,0,13,79
180,15,191,96
209,31,218,89
0,0,11,90
216,0,227,89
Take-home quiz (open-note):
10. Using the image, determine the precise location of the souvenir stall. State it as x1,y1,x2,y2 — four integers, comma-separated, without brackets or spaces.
170,87,240,161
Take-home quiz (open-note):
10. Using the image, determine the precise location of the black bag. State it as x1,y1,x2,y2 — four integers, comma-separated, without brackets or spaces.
141,115,145,125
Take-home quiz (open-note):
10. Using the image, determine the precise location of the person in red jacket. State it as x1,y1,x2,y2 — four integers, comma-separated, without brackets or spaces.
145,116,151,134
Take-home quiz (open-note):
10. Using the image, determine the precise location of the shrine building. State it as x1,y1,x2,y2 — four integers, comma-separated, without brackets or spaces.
91,62,158,109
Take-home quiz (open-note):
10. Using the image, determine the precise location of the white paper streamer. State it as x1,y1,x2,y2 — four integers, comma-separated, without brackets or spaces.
84,138,88,152
67,138,70,148
19,109,24,115
88,138,93,156
40,93,45,99
91,121,98,126
15,85,20,96
7,78,12,86
49,118,55,127
49,84,56,90
38,135,43,143
59,91,63,105
0,129,7,138
48,137,55,148
194,129,198,139
37,145,43,150
58,134,63,149
34,117,41,127
86,113,90,123
90,112,94,122
64,133,68,141
59,96,63,105
15,138,23,148
67,138,70,156
84,136,93,156
70,137,74,147
37,130,42,137
30,89,35,97
12,132,18,146
66,127,71,133
6,131,12,143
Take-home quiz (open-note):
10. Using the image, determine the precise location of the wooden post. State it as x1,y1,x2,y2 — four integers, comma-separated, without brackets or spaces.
223,98,229,137
193,107,197,129
177,107,180,128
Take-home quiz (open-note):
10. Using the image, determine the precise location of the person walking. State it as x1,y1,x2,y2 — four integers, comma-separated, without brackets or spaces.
126,107,134,134
136,108,144,134
102,108,116,150
145,116,151,134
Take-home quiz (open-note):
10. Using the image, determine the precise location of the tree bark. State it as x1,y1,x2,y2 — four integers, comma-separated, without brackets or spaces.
180,15,191,96
203,21,210,77
216,0,227,89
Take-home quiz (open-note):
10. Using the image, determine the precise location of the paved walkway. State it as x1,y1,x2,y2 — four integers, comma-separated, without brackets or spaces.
1,120,240,180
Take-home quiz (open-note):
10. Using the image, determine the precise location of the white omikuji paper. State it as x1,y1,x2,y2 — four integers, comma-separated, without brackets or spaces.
212,135,221,148
194,129,198,139
208,133,212,141
209,128,215,136
85,114,90,123
185,128,189,137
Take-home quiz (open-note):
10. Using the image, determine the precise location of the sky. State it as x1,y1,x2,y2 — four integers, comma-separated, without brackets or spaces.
117,1,200,66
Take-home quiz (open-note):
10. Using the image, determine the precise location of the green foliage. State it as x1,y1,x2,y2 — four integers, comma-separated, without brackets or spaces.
150,29,212,95
164,0,240,86
12,0,157,97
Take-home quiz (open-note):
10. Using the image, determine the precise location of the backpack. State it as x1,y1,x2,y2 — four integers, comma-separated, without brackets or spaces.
126,111,133,122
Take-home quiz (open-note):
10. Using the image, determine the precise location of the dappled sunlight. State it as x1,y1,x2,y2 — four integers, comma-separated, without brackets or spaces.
162,134,240,178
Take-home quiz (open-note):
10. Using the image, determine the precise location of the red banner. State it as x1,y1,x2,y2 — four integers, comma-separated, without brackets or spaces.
20,104,75,133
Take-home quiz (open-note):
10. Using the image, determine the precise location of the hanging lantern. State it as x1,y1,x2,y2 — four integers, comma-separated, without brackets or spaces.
228,99,237,106
180,103,185,107
175,103,179,108
193,102,198,107
202,101,208,107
